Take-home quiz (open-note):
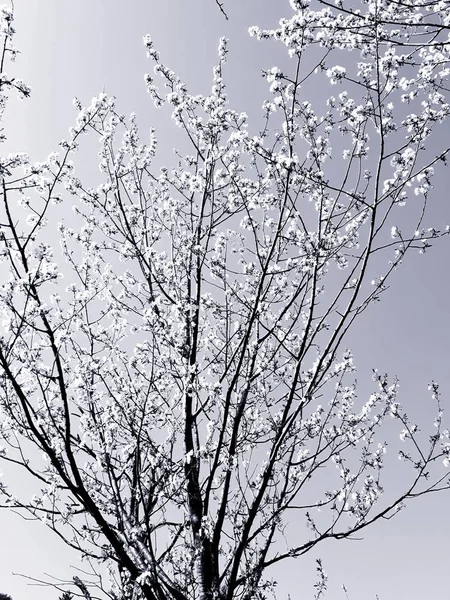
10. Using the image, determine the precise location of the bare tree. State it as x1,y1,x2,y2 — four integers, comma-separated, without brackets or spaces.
0,1,449,599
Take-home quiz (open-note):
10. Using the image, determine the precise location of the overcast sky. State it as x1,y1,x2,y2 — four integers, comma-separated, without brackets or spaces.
1,1,449,599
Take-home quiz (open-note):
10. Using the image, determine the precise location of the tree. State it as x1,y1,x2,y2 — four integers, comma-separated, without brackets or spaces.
0,594,13,600
0,1,449,599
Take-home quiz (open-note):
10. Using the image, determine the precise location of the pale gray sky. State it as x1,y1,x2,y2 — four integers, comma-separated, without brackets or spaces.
1,1,449,599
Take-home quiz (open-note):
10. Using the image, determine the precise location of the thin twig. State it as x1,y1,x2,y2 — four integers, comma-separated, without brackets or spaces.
215,0,229,20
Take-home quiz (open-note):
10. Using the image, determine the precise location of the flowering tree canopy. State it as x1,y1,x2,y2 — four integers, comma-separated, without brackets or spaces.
0,1,450,599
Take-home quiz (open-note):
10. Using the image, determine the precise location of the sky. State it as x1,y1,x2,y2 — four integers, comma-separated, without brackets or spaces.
1,1,450,599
